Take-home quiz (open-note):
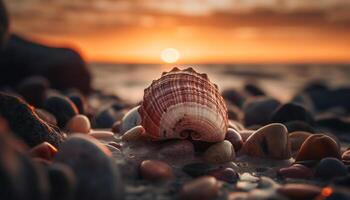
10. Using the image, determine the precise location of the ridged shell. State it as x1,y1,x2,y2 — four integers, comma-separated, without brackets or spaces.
138,67,228,142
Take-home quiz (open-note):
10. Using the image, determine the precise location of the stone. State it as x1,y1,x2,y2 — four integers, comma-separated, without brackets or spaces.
44,95,79,128
243,97,281,126
243,123,291,159
315,157,348,180
158,140,194,160
277,183,321,200
48,164,76,200
35,108,58,126
227,103,243,121
277,164,314,179
239,129,254,142
30,142,58,161
225,128,243,152
17,76,50,107
289,131,312,153
295,134,341,162
140,160,174,181
54,134,123,200
285,120,315,133
180,176,222,200
111,120,122,134
203,140,235,164
95,103,125,129
229,120,245,131
228,192,249,200
183,163,218,177
89,130,116,141
244,83,265,96
0,0,8,47
121,125,146,142
0,92,63,147
270,103,315,125
65,114,91,134
222,88,246,108
207,167,239,183
120,105,141,133
68,92,88,114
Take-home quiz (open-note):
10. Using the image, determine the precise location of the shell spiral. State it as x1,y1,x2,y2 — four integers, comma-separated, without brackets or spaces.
138,67,228,142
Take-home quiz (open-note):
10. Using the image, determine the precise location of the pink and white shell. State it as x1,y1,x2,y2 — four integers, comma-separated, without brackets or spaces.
138,67,228,142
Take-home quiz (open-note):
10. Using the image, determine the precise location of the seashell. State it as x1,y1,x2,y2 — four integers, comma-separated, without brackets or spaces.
139,67,228,142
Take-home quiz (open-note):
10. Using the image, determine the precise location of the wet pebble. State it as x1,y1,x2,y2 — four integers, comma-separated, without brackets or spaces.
140,160,174,181
89,130,116,141
222,88,246,108
68,92,88,114
239,129,254,142
203,140,235,164
289,131,312,153
270,103,314,125
183,162,217,177
30,142,58,161
65,114,91,134
158,139,194,160
180,176,222,200
277,164,314,179
95,103,125,128
295,134,341,162
121,125,145,142
315,157,348,180
243,97,281,126
207,167,239,183
243,123,291,159
277,183,321,200
44,95,79,128
120,106,141,133
225,128,243,152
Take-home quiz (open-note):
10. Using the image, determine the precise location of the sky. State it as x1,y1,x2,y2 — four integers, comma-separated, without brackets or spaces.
4,0,350,63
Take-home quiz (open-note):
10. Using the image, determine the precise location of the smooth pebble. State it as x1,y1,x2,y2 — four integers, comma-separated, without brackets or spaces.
65,114,91,134
180,176,222,200
203,140,235,164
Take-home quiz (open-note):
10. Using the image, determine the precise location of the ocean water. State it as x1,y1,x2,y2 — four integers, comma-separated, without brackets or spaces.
90,63,350,103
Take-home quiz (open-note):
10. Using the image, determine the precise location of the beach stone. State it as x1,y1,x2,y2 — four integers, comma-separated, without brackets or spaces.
35,108,57,126
68,92,88,114
183,162,218,177
54,134,123,200
316,115,350,132
108,142,122,150
228,192,249,200
207,167,239,183
295,134,341,162
315,158,348,180
239,129,254,142
30,142,58,161
285,120,315,133
158,139,194,160
277,183,321,200
229,120,245,131
140,160,174,181
17,76,50,107
89,130,116,141
111,120,122,133
243,123,291,159
203,140,235,164
95,103,125,129
121,125,145,142
243,97,281,126
225,128,243,152
44,95,78,128
0,92,63,147
270,103,315,125
277,164,314,179
227,104,243,121
0,0,8,47
244,83,265,96
120,105,141,133
48,164,76,200
289,131,312,153
222,88,246,108
291,94,315,112
180,176,221,200
65,114,91,134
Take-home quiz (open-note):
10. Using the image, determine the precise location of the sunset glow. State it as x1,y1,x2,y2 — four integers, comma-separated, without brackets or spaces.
161,48,180,63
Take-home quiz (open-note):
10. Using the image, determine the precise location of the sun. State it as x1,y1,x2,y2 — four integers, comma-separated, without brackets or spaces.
161,48,180,63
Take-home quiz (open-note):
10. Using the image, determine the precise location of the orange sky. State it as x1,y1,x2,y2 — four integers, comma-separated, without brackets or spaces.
4,0,350,63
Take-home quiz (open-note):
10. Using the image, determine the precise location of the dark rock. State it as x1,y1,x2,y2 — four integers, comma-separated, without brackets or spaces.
183,163,218,177
120,106,141,133
301,80,329,94
0,34,91,94
315,158,348,180
332,175,350,187
140,160,174,181
95,103,125,128
29,142,58,161
48,164,76,200
68,92,88,114
0,0,8,47
291,94,314,112
307,87,350,111
270,103,315,125
244,83,265,96
277,164,314,179
243,97,281,126
316,115,350,132
16,76,50,108
44,95,78,128
0,92,63,147
285,120,315,133
225,128,243,152
207,168,239,183
54,134,124,200
221,88,246,108
227,103,243,121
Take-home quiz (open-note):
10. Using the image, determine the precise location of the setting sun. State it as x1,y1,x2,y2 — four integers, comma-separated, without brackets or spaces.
161,48,180,64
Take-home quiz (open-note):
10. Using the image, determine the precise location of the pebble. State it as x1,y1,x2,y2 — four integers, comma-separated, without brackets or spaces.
277,164,314,179
228,192,249,200
244,83,266,96
48,164,76,200
239,129,254,141
243,97,281,126
180,176,222,200
289,131,312,153
95,103,125,129
228,120,245,131
140,160,174,181
277,183,321,200
121,125,146,142
285,120,315,133
29,142,58,161
111,120,122,134
89,130,116,141
203,140,235,164
270,103,315,125
243,123,291,159
225,128,243,152
68,92,88,114
65,114,91,134
315,157,348,180
295,134,341,162
222,88,246,108
35,108,58,126
44,95,79,128
108,141,122,150
182,162,218,177
120,105,141,133
227,103,243,121
17,76,50,107
158,139,194,160
54,134,123,200
207,167,239,183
